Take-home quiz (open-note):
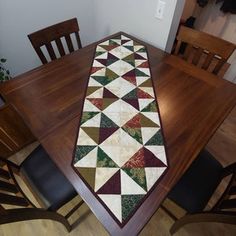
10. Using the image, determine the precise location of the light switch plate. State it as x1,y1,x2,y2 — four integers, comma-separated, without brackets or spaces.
155,0,166,20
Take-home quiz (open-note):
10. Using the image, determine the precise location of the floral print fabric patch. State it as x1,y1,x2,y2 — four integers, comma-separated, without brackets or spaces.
73,35,168,226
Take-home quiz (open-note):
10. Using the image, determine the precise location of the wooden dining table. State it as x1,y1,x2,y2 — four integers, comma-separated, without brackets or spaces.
0,32,236,235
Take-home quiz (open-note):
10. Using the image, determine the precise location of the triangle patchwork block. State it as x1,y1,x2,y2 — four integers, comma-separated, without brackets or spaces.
96,170,121,194
121,195,145,221
122,148,145,168
74,147,98,168
121,170,146,194
122,99,139,110
145,129,164,145
143,147,166,167
94,167,120,191
100,113,119,128
145,167,167,191
98,194,122,222
87,98,103,110
122,126,143,144
81,127,100,144
81,112,99,125
103,87,119,98
99,127,119,144
97,147,119,168
74,145,96,163
76,167,96,189
77,129,98,146
122,168,147,191
140,113,159,127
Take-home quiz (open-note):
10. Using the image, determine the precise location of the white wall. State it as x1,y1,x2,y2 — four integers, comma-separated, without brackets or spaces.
0,0,95,76
92,0,183,52
0,0,183,76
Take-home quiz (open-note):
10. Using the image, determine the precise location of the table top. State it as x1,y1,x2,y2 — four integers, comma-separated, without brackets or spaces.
1,32,236,235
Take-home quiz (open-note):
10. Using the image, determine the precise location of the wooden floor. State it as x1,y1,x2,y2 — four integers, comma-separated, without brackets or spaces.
1,107,235,236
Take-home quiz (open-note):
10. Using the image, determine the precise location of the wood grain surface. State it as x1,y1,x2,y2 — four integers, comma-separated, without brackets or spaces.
0,32,235,236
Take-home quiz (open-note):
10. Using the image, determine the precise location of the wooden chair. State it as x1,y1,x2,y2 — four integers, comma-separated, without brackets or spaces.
28,18,82,64
174,26,236,76
0,145,84,231
162,149,236,234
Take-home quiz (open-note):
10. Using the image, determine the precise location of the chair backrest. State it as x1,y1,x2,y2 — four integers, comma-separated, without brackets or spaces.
212,163,236,214
174,26,236,76
0,157,70,230
28,18,82,64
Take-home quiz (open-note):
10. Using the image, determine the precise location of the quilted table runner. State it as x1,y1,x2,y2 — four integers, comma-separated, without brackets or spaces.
73,34,168,226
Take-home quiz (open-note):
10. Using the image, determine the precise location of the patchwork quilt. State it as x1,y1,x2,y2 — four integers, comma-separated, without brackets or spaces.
73,34,168,226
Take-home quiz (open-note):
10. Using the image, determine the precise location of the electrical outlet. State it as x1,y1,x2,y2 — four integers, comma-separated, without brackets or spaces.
155,0,166,20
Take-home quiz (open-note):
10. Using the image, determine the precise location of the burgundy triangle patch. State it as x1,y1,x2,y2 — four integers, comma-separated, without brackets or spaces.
107,53,119,60
137,61,149,68
123,113,141,128
123,148,145,168
96,59,108,66
123,99,139,110
99,127,119,144
87,98,103,110
134,53,146,60
123,69,136,77
91,67,104,74
144,148,166,167
103,88,118,98
121,40,130,45
137,88,153,98
123,76,137,86
96,170,121,194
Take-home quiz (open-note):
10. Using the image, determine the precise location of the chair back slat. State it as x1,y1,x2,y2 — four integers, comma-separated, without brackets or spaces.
28,18,82,64
0,179,19,193
75,32,82,49
64,35,74,53
213,59,226,75
45,43,57,61
213,173,236,212
175,26,236,76
55,38,66,57
192,47,203,65
35,48,48,64
0,168,10,180
0,192,29,206
202,52,214,70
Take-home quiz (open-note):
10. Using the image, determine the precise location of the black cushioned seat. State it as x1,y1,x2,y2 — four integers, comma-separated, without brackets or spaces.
168,149,223,213
20,145,77,211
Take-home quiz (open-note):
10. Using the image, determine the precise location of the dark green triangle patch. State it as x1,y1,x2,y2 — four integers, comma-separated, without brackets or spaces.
135,68,149,77
122,126,143,144
145,129,164,145
122,88,138,99
81,112,99,125
124,45,134,52
95,51,106,57
121,195,145,221
91,76,111,86
74,145,96,163
141,101,157,112
100,113,119,128
122,168,147,191
97,147,119,168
